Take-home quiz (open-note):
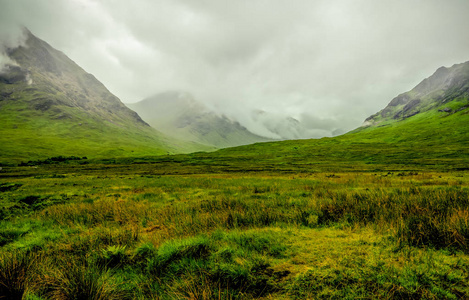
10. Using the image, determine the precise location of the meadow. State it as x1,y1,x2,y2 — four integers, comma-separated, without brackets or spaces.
0,156,468,299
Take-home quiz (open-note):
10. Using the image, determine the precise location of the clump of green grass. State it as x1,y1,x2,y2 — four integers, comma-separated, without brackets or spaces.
139,229,288,298
97,245,128,269
397,208,469,251
0,226,30,246
146,235,213,277
0,182,23,192
40,259,130,300
0,251,37,299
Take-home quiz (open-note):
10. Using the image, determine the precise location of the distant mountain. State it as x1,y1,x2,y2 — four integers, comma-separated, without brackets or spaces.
127,92,271,148
0,29,207,164
363,61,469,126
250,110,313,140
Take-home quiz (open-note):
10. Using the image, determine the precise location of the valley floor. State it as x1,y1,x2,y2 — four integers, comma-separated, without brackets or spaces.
0,161,468,299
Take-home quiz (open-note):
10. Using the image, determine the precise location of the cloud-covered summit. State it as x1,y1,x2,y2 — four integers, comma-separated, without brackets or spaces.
2,0,469,138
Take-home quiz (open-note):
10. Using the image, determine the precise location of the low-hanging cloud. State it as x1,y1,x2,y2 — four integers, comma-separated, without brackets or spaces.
0,21,27,71
1,0,469,138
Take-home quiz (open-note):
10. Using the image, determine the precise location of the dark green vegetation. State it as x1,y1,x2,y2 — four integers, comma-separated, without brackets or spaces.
0,30,209,165
128,91,271,149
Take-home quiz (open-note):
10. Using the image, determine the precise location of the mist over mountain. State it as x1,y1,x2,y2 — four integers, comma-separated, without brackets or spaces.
215,59,469,173
0,29,206,163
129,90,345,145
245,109,344,140
127,92,271,148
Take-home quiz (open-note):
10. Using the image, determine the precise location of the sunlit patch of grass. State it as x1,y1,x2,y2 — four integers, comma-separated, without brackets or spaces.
284,227,469,299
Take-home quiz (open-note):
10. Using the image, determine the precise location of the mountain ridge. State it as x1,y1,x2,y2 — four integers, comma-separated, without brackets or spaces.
4,29,148,126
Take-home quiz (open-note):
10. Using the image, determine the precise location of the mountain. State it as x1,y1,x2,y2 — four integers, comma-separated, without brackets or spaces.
127,92,271,148
363,61,469,127
0,29,207,164
250,109,326,140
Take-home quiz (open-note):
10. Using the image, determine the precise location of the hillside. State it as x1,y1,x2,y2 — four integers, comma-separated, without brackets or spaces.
127,92,271,148
0,30,208,164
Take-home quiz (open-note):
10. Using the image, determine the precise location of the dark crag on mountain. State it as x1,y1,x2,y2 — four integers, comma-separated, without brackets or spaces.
0,29,207,164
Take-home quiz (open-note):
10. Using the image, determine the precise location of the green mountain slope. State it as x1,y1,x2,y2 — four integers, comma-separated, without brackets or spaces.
0,29,208,164
127,92,271,148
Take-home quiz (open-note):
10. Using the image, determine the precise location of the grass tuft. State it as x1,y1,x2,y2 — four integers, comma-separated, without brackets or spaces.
41,259,130,300
0,251,37,300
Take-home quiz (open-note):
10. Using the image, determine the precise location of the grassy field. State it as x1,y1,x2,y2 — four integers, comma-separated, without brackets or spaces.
1,95,468,299
1,158,468,299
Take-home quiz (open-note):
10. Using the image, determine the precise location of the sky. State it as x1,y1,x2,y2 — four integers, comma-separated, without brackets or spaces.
1,0,469,139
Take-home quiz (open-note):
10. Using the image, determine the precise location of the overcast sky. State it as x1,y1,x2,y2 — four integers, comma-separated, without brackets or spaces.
1,0,469,138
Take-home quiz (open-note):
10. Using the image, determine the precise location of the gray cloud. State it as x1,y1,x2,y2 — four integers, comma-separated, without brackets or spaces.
1,0,469,137
0,14,26,70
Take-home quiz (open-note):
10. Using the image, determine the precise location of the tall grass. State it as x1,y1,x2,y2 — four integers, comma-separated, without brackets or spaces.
0,251,37,299
39,259,130,300
37,182,469,252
